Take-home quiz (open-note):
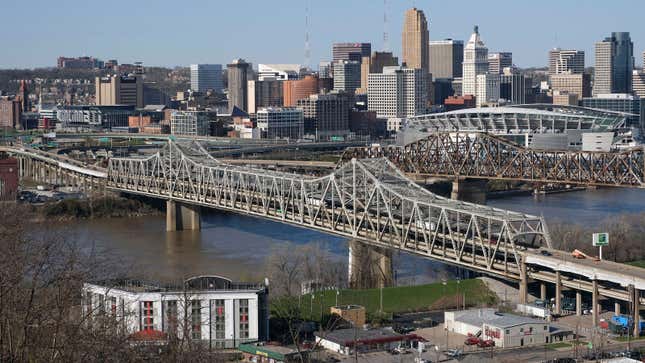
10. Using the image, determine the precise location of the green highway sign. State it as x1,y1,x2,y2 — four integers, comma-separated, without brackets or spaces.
592,232,609,247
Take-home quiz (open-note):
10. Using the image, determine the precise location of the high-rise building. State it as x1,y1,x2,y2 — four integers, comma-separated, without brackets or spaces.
359,52,399,93
256,107,304,139
429,39,463,79
475,74,500,107
296,92,350,139
548,49,585,75
257,64,303,81
582,93,642,129
593,32,634,96
550,73,591,98
57,56,103,69
95,75,143,108
0,97,21,129
333,61,361,93
227,59,251,113
170,110,215,136
401,8,429,73
332,43,371,62
319,61,332,78
283,75,319,107
500,70,532,105
488,52,512,75
190,64,223,92
367,66,428,118
462,26,489,98
632,70,645,98
247,79,283,114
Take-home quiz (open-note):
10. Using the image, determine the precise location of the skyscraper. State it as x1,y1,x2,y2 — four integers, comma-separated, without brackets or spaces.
462,26,489,99
95,75,143,108
333,61,361,93
429,39,463,79
593,32,634,96
367,66,428,118
548,49,585,75
401,8,429,73
227,59,251,113
190,64,223,93
332,43,371,62
359,52,399,92
488,52,512,74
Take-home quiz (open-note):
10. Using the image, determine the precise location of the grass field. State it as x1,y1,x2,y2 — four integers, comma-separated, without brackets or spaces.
626,260,645,269
272,278,497,322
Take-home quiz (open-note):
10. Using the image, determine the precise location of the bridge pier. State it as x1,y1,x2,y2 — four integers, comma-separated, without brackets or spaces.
348,240,393,289
576,290,582,316
592,279,599,327
631,284,640,337
555,271,562,314
519,257,528,304
166,200,201,232
451,179,487,204
540,282,547,301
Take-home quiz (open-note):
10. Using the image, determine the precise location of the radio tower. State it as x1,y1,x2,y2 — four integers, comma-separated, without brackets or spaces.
383,0,390,51
304,0,311,68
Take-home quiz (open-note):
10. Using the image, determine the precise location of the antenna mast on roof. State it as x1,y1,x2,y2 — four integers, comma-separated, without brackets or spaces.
383,0,390,51
304,0,311,68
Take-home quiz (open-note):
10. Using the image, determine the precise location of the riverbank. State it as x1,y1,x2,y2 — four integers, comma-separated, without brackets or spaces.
39,195,162,220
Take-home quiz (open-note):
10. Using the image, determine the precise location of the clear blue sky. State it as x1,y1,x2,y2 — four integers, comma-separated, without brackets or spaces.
2,0,644,69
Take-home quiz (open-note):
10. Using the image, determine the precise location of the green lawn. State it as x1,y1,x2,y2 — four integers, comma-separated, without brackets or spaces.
272,278,497,322
547,342,572,349
626,260,645,269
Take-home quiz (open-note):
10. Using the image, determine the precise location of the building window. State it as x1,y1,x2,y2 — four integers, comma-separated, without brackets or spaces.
211,299,226,348
84,291,92,316
142,301,154,331
520,327,524,333
164,300,178,335
191,300,202,340
97,294,105,315
505,329,510,334
544,325,548,331
239,299,249,340
110,296,117,316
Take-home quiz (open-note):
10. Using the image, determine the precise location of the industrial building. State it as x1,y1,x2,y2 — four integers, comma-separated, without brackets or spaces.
82,276,269,348
445,309,550,348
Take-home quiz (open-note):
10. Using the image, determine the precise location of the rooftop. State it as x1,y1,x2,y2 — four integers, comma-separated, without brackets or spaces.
451,309,547,329
86,275,266,294
316,327,423,346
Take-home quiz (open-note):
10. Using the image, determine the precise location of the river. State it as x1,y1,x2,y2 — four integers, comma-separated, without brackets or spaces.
55,187,645,284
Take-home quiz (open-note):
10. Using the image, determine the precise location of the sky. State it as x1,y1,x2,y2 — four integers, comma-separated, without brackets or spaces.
2,0,645,70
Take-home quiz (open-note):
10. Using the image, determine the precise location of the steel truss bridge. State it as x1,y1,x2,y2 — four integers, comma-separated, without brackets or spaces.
107,141,549,280
341,132,645,188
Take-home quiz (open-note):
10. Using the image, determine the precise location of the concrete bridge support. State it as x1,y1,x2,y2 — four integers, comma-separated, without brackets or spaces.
555,271,562,314
576,290,582,316
451,179,487,204
630,284,640,337
592,279,599,327
348,240,393,289
166,200,201,232
540,282,547,301
519,257,528,304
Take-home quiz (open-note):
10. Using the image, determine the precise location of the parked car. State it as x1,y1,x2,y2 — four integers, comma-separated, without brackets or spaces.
464,336,480,345
477,339,495,348
540,250,552,256
446,349,463,358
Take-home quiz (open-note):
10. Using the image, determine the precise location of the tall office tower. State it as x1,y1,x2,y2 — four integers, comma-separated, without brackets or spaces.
332,43,371,62
550,73,592,98
593,32,634,96
283,75,319,107
475,74,500,107
429,39,464,79
401,8,429,73
318,61,332,78
296,93,350,139
548,49,585,75
227,58,251,113
488,52,512,75
333,60,361,93
462,26,489,98
499,70,532,105
367,66,428,118
95,75,143,108
190,64,223,93
247,79,284,114
633,70,645,98
359,52,399,92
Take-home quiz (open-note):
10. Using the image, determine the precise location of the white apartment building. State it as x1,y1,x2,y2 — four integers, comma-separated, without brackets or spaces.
367,66,427,119
256,107,304,140
82,276,269,348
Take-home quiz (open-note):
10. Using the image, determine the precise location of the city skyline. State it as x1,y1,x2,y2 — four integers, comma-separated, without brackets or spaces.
3,0,645,69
